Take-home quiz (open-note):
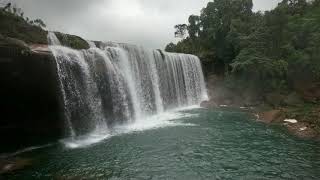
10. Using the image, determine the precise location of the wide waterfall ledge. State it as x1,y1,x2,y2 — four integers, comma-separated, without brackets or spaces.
48,32,208,147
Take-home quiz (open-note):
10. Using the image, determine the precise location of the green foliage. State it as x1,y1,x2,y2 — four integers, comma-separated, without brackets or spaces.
166,0,320,93
33,19,46,28
0,4,89,49
165,42,176,52
55,32,89,50
1,3,46,29
231,49,288,92
188,15,200,39
0,7,47,44
174,24,187,38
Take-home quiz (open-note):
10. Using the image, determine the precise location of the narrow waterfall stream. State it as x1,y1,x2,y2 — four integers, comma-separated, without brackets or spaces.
48,32,208,147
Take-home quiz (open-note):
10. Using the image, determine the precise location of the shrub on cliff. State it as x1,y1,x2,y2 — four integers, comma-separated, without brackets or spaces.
0,7,47,44
0,4,89,49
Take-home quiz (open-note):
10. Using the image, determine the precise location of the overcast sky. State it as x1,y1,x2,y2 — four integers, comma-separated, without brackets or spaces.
5,0,281,49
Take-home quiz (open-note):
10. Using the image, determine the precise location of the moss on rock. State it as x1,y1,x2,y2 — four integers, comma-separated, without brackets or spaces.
55,32,89,50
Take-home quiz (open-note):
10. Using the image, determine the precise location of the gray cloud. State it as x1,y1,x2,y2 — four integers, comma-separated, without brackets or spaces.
5,0,280,49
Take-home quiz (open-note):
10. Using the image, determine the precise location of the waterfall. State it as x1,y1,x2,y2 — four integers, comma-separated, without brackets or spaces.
48,32,208,137
48,32,61,46
86,40,97,48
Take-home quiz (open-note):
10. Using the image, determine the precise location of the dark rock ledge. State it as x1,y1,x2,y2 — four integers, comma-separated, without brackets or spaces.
0,37,65,153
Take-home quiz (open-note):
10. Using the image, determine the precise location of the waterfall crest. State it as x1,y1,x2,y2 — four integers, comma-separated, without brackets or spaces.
48,33,208,137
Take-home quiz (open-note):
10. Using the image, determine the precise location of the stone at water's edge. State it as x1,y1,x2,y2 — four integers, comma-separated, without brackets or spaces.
285,122,319,139
257,110,282,123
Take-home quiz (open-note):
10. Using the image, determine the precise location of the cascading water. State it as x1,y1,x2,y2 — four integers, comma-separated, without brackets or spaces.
86,40,97,48
48,32,61,46
48,32,208,140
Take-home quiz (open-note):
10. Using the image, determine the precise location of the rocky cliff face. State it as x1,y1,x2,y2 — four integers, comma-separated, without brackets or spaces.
0,39,64,152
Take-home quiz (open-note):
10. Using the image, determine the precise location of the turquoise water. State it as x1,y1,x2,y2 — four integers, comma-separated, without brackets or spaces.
4,108,320,179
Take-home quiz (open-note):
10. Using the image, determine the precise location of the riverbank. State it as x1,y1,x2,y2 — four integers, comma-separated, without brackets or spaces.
202,103,320,141
256,107,320,140
201,74,320,140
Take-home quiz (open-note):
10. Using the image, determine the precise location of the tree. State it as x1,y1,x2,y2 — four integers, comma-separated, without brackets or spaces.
165,42,177,52
288,0,308,15
3,3,11,11
33,19,46,28
188,15,200,39
166,0,320,93
174,24,187,38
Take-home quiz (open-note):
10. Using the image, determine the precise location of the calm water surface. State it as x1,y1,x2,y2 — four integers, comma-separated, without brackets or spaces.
4,108,320,179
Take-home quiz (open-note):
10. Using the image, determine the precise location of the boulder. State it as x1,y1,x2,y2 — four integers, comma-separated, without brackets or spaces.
258,110,282,123
285,122,319,139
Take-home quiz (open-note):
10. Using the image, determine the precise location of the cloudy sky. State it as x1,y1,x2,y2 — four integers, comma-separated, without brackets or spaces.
5,0,280,49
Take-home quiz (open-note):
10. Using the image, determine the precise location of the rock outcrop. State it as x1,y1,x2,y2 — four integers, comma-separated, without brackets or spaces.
0,158,33,175
257,110,282,123
0,38,64,153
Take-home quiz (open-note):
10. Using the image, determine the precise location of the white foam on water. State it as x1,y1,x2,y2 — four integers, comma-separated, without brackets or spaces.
62,133,110,149
114,110,196,133
62,106,200,149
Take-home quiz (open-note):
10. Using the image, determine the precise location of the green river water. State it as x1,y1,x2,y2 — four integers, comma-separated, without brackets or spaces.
4,108,320,179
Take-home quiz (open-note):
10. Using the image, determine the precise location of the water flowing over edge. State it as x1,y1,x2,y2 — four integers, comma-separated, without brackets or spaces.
48,32,208,148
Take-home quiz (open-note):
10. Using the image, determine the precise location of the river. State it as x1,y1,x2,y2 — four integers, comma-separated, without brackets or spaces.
5,107,320,179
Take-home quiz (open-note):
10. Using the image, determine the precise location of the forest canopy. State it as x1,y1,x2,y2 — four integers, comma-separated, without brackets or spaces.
166,0,320,94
